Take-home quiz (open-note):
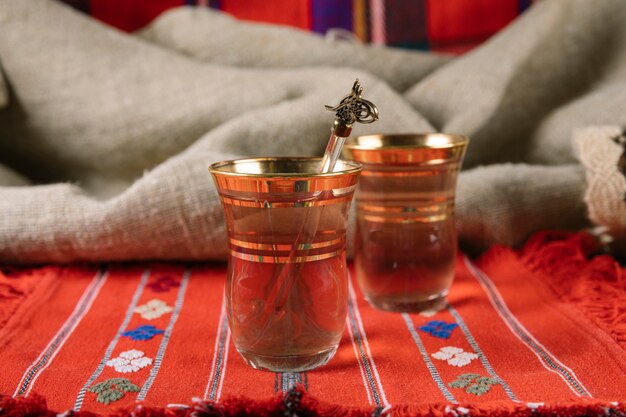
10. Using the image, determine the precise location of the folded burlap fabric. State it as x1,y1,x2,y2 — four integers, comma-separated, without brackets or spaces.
0,0,624,262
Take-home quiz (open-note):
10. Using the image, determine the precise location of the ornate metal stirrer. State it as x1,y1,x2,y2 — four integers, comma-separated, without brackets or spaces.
320,79,379,173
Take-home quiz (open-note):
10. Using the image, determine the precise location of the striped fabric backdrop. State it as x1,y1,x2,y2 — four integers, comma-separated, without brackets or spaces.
0,232,624,417
60,0,535,53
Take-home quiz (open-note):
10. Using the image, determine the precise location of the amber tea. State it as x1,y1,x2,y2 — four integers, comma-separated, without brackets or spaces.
344,134,468,312
210,158,361,372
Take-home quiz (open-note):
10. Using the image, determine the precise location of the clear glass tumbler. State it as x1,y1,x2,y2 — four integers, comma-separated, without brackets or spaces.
343,134,468,312
209,157,362,372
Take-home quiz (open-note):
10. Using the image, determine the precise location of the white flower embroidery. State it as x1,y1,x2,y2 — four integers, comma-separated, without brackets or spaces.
134,299,173,320
432,346,478,367
106,350,152,373
448,352,479,367
432,346,463,360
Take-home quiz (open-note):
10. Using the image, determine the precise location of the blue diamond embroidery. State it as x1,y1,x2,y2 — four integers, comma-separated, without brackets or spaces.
418,320,458,339
122,325,165,341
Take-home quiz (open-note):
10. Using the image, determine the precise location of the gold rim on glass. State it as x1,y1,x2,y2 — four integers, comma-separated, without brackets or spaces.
209,157,362,178
343,133,469,165
209,157,362,194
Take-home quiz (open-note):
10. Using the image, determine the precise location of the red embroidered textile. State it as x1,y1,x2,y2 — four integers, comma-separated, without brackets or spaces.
0,232,624,417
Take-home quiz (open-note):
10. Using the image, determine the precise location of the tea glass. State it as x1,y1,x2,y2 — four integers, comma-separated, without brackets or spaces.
343,134,468,312
209,157,362,372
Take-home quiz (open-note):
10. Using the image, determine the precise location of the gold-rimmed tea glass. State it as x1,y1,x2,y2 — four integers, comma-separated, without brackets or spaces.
343,134,468,312
209,157,361,372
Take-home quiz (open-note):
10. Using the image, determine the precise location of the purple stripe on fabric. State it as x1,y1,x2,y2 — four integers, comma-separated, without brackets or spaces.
311,0,353,34
384,0,428,49
518,0,532,12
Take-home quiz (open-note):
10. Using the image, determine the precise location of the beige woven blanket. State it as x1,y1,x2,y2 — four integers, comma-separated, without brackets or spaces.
0,0,625,263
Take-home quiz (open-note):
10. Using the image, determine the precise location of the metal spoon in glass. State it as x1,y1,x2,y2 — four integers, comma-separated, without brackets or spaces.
246,80,379,352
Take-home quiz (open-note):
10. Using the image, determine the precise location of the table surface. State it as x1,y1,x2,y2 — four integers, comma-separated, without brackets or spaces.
0,232,624,417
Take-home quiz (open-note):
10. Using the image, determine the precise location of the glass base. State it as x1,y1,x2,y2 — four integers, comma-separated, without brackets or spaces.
365,290,448,313
236,346,338,372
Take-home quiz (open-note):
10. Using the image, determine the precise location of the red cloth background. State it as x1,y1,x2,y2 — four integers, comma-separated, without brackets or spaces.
60,0,535,54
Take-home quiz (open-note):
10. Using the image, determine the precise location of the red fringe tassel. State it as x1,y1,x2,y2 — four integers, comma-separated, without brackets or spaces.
519,231,626,350
1,392,624,417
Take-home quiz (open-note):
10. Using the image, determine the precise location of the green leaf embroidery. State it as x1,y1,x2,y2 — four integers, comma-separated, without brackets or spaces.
89,378,139,404
449,373,480,388
89,382,110,394
97,389,124,405
114,378,140,391
475,376,498,386
466,383,491,396
448,374,500,396
449,379,472,389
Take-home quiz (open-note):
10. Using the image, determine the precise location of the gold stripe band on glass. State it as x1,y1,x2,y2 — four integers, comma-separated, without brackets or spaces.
357,203,452,214
229,236,345,251
229,249,343,263
221,195,353,208
359,213,449,224
360,167,459,177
